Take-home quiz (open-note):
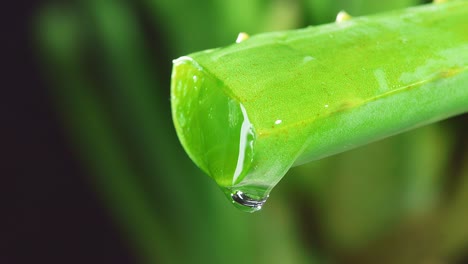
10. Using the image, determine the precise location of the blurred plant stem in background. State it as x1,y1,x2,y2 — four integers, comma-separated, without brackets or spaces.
37,0,468,263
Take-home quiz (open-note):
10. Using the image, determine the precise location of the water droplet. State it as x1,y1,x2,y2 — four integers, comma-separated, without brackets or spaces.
374,69,389,92
230,190,269,213
324,104,329,108
275,119,282,125
178,114,186,127
303,56,314,63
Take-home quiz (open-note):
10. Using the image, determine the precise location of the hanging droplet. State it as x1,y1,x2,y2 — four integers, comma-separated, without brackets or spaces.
229,190,269,213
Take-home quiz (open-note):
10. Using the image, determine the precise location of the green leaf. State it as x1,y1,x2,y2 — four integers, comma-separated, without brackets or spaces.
171,1,468,211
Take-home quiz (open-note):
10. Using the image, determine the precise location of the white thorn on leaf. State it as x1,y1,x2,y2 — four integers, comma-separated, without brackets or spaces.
236,32,249,43
336,10,352,23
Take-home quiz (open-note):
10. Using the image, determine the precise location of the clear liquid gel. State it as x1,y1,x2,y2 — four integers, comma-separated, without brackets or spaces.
172,53,303,213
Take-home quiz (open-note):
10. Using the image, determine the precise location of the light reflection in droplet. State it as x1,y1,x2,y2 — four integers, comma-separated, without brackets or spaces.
230,190,268,212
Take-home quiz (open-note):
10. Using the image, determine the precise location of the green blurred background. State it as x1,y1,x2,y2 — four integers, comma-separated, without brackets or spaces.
5,0,468,263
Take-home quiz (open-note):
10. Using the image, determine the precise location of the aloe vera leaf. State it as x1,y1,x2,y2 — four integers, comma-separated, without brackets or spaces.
171,1,468,211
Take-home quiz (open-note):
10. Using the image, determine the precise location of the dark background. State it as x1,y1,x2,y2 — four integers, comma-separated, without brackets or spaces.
3,1,468,263
3,1,136,262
